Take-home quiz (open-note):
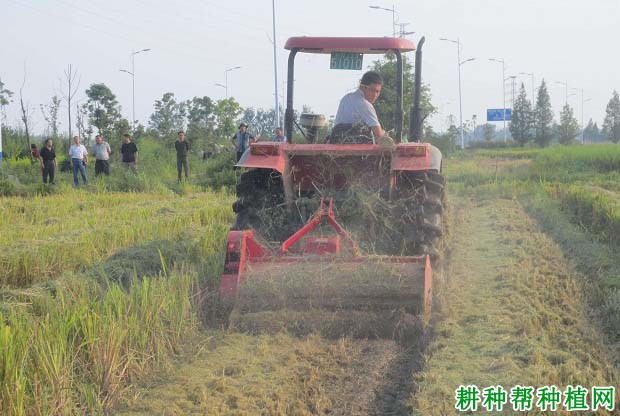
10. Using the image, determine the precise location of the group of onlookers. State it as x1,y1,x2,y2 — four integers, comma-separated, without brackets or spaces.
29,124,287,186
31,133,139,186
230,124,287,162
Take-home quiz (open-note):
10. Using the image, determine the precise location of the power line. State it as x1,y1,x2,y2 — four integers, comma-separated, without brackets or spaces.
7,0,266,69
50,0,250,58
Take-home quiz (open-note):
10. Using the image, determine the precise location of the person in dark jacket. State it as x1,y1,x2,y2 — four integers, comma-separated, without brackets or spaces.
39,138,57,184
120,134,138,174
175,131,190,182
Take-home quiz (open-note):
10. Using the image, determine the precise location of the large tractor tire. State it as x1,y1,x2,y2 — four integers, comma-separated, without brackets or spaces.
391,170,445,258
231,169,293,241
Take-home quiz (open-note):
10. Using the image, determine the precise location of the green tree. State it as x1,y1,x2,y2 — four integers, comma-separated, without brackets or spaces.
214,98,242,139
533,79,554,147
558,103,579,145
0,78,13,123
185,96,215,147
483,123,496,142
242,107,279,138
368,54,435,138
149,92,186,140
447,124,458,146
603,90,620,143
509,83,533,146
85,83,123,139
584,118,603,143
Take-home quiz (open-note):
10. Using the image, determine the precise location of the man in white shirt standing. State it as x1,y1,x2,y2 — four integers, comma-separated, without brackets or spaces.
69,135,88,186
330,71,386,144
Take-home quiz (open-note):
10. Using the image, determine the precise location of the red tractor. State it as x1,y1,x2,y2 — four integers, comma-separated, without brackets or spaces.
221,36,444,336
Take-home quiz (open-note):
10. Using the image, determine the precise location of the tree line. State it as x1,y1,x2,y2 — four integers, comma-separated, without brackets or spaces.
509,80,620,146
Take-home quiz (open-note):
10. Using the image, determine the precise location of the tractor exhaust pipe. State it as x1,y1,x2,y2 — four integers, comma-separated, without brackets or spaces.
409,36,425,142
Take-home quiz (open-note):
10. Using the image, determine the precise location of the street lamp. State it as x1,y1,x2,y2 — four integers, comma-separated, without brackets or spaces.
214,83,226,96
441,37,475,149
555,80,568,105
127,48,151,133
572,87,587,144
119,69,134,130
489,58,507,141
224,66,242,99
519,72,535,101
369,5,397,37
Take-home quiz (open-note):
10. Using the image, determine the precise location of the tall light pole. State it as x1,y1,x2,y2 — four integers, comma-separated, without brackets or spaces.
224,66,242,99
127,48,151,133
214,83,226,97
369,5,397,37
519,72,535,101
489,58,507,141
271,0,280,129
119,69,134,130
441,37,475,149
572,87,586,144
555,80,568,105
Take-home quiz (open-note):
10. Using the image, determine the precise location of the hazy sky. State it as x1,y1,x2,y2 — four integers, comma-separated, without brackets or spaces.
1,0,619,135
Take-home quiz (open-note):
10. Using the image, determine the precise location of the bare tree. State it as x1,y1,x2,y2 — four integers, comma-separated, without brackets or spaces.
19,66,33,160
76,102,92,145
40,95,62,138
60,64,80,140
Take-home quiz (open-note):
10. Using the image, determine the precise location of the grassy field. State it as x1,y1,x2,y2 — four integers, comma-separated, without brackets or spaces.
0,189,233,415
2,141,620,414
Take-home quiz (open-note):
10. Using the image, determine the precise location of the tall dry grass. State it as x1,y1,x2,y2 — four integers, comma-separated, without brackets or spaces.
0,190,232,414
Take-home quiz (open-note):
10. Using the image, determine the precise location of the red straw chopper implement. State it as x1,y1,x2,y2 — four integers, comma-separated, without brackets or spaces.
221,36,444,338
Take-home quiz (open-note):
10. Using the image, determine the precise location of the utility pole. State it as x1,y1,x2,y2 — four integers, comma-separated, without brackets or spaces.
369,5,397,37
490,58,507,141
398,23,415,38
129,48,150,133
441,37,475,149
519,72,535,101
508,75,516,110
271,0,279,129
572,87,586,144
555,80,568,105
224,66,242,99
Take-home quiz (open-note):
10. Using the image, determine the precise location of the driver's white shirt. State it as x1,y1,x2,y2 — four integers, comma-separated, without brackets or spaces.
334,88,380,127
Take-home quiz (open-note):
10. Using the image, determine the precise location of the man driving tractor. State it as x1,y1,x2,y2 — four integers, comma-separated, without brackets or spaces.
329,70,386,144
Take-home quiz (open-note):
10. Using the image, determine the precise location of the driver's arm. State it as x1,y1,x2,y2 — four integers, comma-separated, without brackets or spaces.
371,125,385,138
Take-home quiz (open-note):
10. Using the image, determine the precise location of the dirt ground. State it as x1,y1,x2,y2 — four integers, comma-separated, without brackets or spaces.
119,172,618,415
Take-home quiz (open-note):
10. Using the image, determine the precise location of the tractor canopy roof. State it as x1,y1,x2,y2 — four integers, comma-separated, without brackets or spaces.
284,37,415,54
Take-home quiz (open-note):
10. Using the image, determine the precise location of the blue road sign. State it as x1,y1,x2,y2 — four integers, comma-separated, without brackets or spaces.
487,108,512,122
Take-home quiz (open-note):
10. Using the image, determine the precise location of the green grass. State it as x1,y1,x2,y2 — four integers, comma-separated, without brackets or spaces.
531,143,620,180
412,192,618,414
547,184,620,246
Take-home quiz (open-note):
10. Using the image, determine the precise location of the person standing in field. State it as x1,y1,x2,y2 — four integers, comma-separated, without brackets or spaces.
175,130,190,182
231,122,255,162
40,138,57,184
120,134,138,174
69,135,88,186
92,135,112,176
31,143,40,160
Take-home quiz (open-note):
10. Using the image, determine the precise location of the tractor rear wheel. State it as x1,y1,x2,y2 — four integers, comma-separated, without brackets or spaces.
231,169,292,241
392,170,445,258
